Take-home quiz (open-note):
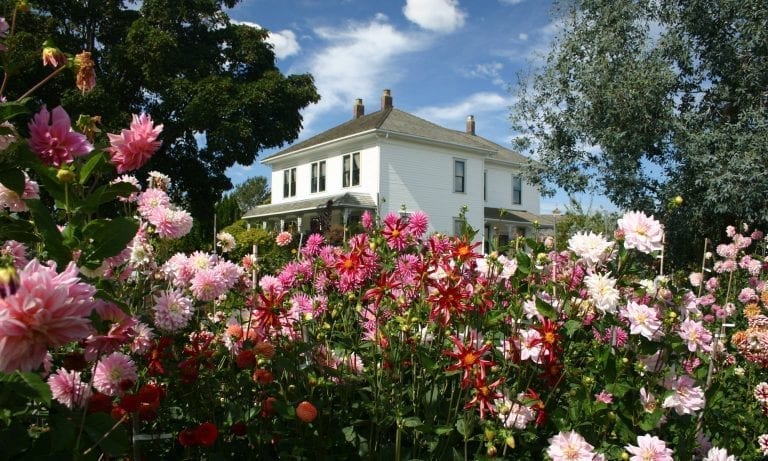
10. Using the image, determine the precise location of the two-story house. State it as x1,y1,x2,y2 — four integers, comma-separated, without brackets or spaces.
243,89,549,249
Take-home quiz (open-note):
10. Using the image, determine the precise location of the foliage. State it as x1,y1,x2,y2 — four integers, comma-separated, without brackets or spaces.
231,175,270,212
215,193,241,230
2,0,319,233
511,0,768,266
551,198,619,251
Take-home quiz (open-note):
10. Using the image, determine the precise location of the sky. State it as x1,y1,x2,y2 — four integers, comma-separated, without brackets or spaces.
223,0,616,215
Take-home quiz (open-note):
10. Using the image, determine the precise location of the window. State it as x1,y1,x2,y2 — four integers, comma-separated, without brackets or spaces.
283,168,296,198
512,176,522,205
343,152,360,187
311,161,326,193
454,159,465,193
453,219,464,236
483,169,487,201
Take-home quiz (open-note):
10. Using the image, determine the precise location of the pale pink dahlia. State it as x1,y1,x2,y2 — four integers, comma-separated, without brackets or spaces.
662,375,705,415
677,318,712,353
190,268,227,301
0,260,98,372
137,188,171,219
0,174,39,212
622,301,661,340
153,289,194,332
93,351,137,397
47,368,92,409
28,106,93,166
546,430,596,461
617,211,664,254
1,240,28,270
625,434,674,461
276,231,292,247
107,113,163,173
149,207,193,239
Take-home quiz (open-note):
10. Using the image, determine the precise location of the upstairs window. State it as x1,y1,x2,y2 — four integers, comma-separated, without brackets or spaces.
283,168,296,198
454,159,465,193
343,152,360,187
512,176,522,205
311,161,326,193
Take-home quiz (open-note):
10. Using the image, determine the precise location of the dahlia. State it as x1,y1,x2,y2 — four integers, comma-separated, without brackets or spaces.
153,289,194,332
107,113,163,173
27,106,93,166
584,272,620,314
47,368,92,409
546,430,597,461
617,211,664,254
568,231,614,266
93,352,138,397
625,434,674,461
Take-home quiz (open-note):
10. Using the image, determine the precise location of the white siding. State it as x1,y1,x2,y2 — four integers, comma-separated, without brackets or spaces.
378,139,485,237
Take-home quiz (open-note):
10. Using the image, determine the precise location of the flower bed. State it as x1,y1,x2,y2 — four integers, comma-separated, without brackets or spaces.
2,10,768,461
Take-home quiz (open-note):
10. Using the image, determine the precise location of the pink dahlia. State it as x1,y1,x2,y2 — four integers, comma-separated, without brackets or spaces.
107,113,163,173
407,210,429,239
546,430,596,461
617,211,664,254
625,434,674,461
0,174,39,212
190,268,227,301
0,260,98,372
137,188,171,219
153,289,194,331
28,106,93,166
93,351,137,397
47,368,92,409
149,207,193,239
1,240,28,270
276,231,292,247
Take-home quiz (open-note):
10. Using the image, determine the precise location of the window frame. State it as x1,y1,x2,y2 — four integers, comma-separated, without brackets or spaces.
343,152,360,188
454,159,466,193
311,160,326,193
283,167,296,198
512,175,522,205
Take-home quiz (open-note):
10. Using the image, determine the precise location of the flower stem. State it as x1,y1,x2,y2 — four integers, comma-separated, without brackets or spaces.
16,64,69,102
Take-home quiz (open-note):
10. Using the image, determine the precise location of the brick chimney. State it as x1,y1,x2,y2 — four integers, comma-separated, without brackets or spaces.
466,115,476,135
353,98,365,118
381,89,393,110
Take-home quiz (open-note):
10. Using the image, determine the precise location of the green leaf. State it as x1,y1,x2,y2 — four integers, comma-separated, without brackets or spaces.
535,297,557,319
76,182,138,214
454,418,466,437
0,101,30,122
82,217,139,264
17,372,52,405
83,413,129,456
0,168,25,194
401,416,422,428
25,199,70,266
564,319,582,338
0,216,39,243
78,151,108,185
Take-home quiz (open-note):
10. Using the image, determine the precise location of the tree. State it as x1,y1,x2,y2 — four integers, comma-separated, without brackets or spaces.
215,193,241,230
3,0,319,233
511,0,768,265
231,175,270,213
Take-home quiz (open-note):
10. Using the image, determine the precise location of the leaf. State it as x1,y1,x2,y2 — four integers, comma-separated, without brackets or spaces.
535,297,557,319
83,413,129,456
17,372,52,405
0,371,52,406
78,151,108,185
77,182,138,214
564,319,582,338
401,416,422,428
0,216,39,243
455,418,466,437
82,217,139,264
0,168,25,194
25,199,70,266
0,101,30,122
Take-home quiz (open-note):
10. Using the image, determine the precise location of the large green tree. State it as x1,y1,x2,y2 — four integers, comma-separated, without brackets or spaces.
231,175,270,212
511,0,768,265
2,0,319,232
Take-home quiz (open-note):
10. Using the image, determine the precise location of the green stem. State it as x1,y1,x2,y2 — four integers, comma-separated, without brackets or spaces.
16,64,69,101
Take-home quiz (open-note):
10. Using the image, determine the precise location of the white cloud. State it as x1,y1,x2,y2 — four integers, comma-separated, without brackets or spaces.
414,91,513,126
232,20,300,59
464,62,505,86
499,0,526,4
300,15,427,131
402,0,466,33
518,32,528,41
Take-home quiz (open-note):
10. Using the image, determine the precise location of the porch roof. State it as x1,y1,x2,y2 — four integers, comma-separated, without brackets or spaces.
484,207,553,228
243,192,377,220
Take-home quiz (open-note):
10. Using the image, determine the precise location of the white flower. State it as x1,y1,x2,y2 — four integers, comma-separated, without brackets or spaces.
584,272,620,314
216,231,236,253
622,301,662,340
618,211,664,254
568,231,614,266
702,446,737,461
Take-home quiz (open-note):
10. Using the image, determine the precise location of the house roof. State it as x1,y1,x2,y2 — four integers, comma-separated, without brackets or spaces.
484,207,553,228
243,192,376,220
262,107,530,164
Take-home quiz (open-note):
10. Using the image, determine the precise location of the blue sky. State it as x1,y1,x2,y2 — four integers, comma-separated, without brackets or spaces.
224,0,616,215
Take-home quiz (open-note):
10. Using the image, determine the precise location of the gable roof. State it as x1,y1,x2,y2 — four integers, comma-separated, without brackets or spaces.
262,107,529,164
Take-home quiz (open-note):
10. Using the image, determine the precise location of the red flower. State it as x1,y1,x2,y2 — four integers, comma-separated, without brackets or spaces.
138,383,163,404
87,392,113,414
261,396,277,419
464,375,505,420
178,428,197,447
427,274,473,325
231,421,247,437
444,335,494,388
522,388,548,426
194,422,218,447
296,401,318,423
236,349,256,369
530,317,563,364
451,236,482,264
119,393,140,413
252,368,273,385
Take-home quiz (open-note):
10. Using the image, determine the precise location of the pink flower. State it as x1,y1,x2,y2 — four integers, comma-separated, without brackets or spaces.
149,207,193,239
0,174,39,212
546,430,596,461
594,390,613,404
276,231,292,247
190,268,226,301
1,240,28,270
625,434,674,461
662,375,705,415
107,113,163,173
301,233,324,257
27,106,93,166
361,210,374,230
677,318,712,353
407,211,429,238
0,259,98,372
153,289,194,331
754,382,768,404
617,211,664,254
758,434,768,456
47,368,92,409
621,301,662,340
137,188,171,218
382,212,408,250
93,352,137,397
702,447,736,461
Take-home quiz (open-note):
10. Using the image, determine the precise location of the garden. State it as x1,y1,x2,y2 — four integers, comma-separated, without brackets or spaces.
2,5,768,461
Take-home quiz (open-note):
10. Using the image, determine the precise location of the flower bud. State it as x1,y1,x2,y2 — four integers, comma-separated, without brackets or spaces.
42,41,66,67
0,266,19,298
74,51,96,93
56,168,76,183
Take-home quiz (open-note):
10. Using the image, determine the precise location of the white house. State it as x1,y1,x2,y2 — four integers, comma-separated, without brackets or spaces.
243,90,549,249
